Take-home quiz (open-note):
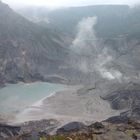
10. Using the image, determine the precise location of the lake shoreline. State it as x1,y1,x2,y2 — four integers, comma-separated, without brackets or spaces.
13,84,121,125
0,82,72,124
13,85,82,124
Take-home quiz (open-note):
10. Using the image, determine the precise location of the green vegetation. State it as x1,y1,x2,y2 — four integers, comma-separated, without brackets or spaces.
45,135,68,140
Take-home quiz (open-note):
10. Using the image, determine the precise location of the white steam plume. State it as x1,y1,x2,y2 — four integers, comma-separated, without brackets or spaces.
95,48,122,80
70,16,123,81
71,17,97,56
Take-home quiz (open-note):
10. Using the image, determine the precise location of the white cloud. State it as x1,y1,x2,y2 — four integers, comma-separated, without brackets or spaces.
2,0,140,7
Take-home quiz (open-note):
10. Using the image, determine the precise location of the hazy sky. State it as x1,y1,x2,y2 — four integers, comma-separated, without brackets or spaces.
2,0,140,7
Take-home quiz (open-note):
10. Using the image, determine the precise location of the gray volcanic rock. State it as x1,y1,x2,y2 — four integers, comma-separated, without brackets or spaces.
103,82,140,121
0,1,71,85
1,2,140,86
0,123,20,139
21,119,60,134
57,122,87,134
2,120,140,140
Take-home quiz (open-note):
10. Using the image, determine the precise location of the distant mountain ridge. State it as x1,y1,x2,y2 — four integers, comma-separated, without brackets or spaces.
16,5,140,38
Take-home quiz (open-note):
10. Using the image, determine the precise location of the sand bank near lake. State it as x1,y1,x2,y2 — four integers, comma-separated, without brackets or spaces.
15,85,121,124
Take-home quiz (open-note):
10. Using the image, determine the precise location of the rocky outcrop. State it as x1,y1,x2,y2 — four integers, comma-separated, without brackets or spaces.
21,119,60,134
55,121,140,140
0,119,60,140
0,124,20,140
4,121,140,140
103,82,140,121
57,122,87,134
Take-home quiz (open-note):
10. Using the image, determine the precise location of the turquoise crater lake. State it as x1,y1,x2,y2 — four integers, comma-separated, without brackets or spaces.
0,82,66,119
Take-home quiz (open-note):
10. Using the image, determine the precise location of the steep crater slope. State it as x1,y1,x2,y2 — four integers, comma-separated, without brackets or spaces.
0,1,72,85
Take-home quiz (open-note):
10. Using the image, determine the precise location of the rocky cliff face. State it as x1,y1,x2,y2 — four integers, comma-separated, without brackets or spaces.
0,1,72,85
103,82,140,121
0,124,20,139
2,120,140,140
2,3,140,85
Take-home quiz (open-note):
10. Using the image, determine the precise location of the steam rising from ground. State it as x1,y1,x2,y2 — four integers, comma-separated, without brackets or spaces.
71,16,123,81
95,48,122,80
71,17,97,55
